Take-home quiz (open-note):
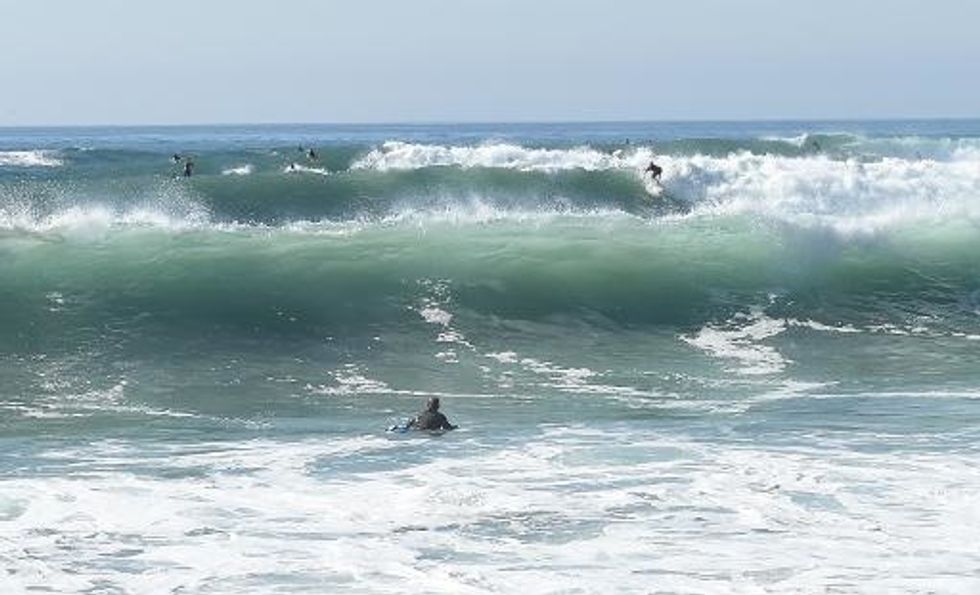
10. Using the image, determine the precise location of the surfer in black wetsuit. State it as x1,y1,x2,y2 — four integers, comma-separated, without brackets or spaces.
645,160,663,182
172,153,182,163
307,148,318,160
183,159,194,177
407,397,457,431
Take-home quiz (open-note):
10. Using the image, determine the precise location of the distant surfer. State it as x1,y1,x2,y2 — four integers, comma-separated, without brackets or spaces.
406,397,457,431
645,160,663,183
183,159,194,177
172,153,182,163
307,148,318,160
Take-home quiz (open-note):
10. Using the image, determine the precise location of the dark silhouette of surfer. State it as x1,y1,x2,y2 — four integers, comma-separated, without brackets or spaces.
172,153,182,163
645,160,663,183
307,148,317,160
406,397,457,431
183,159,194,177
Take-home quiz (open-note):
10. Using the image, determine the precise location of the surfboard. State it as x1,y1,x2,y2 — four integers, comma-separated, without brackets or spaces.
386,423,451,436
643,175,665,198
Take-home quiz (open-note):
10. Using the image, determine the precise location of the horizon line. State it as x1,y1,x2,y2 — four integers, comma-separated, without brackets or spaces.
2,115,979,131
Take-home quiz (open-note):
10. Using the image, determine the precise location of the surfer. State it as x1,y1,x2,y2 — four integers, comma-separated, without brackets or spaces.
183,159,194,177
645,160,663,183
307,148,318,160
172,153,182,163
406,397,457,431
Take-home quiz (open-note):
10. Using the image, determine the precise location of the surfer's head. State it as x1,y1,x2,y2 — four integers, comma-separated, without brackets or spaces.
426,397,440,412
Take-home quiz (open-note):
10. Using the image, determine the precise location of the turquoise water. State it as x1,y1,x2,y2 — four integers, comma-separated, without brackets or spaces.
2,121,980,593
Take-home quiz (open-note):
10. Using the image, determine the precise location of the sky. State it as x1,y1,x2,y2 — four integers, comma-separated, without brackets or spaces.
0,0,978,126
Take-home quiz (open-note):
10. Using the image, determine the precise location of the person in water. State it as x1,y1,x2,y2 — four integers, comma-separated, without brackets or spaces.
307,148,317,160
183,159,194,177
645,160,663,182
172,153,182,163
407,397,457,431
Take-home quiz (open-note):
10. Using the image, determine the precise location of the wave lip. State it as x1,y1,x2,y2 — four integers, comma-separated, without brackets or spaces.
662,152,980,234
0,150,63,167
351,141,642,172
0,204,213,233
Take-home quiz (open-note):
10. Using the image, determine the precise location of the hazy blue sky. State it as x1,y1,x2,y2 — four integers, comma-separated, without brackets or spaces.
1,0,977,125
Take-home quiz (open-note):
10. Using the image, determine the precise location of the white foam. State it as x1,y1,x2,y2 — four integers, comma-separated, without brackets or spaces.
11,380,199,421
0,150,63,167
486,351,519,364
352,141,626,172
308,364,390,395
413,281,477,355
686,311,980,376
419,306,453,326
0,203,213,234
683,308,790,375
221,164,254,176
663,152,980,235
283,163,330,176
4,432,979,593
351,141,980,235
760,133,980,161
788,319,862,334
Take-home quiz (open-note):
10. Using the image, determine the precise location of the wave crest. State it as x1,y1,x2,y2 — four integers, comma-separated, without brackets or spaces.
351,141,635,172
0,150,64,168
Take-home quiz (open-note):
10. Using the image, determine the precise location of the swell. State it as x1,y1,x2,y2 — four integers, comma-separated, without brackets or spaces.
2,217,979,353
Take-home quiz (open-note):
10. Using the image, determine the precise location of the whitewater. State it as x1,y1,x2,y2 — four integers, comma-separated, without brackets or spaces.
2,120,980,594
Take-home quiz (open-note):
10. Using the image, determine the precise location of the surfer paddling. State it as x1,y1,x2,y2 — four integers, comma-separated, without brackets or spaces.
406,397,457,431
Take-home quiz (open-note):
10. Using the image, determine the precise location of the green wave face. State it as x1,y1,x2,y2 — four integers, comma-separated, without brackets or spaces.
2,213,978,346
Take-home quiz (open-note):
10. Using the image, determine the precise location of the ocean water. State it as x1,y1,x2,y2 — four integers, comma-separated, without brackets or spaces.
2,120,980,594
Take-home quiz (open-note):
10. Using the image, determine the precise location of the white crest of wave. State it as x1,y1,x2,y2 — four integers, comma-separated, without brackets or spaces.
0,150,64,167
221,164,254,176
352,141,627,172
351,141,980,234
663,153,980,234
379,199,633,227
0,206,211,233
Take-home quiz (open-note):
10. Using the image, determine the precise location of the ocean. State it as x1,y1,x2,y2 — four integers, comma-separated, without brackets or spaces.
2,120,979,593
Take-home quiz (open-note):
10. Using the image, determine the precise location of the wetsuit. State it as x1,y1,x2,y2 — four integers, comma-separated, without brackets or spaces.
409,410,456,431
